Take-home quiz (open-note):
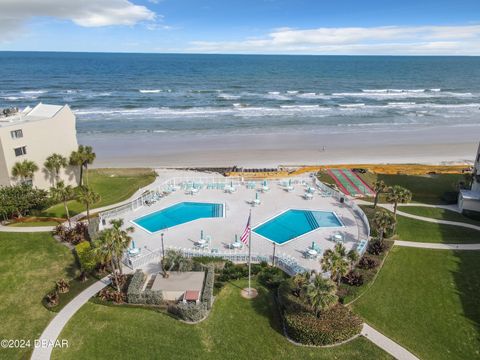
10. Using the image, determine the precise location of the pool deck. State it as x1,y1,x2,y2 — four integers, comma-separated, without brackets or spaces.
118,172,364,274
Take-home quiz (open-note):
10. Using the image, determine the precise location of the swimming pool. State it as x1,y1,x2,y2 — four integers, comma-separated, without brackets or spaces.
253,209,343,244
132,202,224,233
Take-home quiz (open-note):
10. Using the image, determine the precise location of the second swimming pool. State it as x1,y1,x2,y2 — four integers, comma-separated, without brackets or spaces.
253,209,343,244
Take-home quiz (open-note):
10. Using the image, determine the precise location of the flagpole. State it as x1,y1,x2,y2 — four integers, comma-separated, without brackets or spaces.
248,209,252,295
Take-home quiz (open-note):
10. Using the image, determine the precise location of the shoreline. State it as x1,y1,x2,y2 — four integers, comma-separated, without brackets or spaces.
80,124,480,168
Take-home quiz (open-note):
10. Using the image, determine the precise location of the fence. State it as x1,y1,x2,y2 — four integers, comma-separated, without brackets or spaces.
123,246,309,276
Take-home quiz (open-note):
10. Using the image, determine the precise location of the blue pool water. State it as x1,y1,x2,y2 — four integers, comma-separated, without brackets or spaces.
253,210,343,244
133,202,223,233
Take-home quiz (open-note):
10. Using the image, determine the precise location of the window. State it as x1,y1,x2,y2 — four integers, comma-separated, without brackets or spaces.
10,129,23,139
14,146,27,157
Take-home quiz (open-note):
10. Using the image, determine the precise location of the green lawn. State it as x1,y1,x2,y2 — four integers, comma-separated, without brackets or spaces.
396,215,480,243
398,206,480,226
53,280,391,360
361,205,480,244
40,168,156,218
353,247,480,360
360,173,462,204
7,220,60,227
0,232,77,359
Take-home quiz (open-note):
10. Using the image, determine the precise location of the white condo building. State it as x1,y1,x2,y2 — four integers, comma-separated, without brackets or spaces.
0,103,79,189
458,142,480,213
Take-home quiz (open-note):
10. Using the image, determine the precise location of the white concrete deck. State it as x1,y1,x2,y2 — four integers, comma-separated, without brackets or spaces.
120,178,362,273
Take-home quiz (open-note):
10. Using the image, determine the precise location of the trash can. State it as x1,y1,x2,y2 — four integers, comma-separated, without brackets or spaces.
340,197,345,204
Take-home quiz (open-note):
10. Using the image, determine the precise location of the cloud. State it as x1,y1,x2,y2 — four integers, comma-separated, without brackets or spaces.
0,0,155,39
188,24,480,55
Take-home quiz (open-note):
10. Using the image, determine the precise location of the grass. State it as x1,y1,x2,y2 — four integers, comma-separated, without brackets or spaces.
395,215,480,243
40,168,156,218
361,204,480,244
0,232,77,359
338,241,393,304
360,173,462,204
53,280,392,360
398,206,480,226
353,247,480,360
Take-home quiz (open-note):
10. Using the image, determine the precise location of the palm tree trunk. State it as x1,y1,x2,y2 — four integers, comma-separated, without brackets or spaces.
110,258,120,292
79,165,83,186
64,199,71,228
374,193,379,208
85,164,89,185
393,202,398,217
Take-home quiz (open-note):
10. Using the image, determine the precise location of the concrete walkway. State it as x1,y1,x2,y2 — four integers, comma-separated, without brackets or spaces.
0,225,55,233
395,240,480,250
31,276,111,360
361,324,419,360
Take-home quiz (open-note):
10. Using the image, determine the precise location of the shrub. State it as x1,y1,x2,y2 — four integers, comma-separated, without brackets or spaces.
341,271,364,286
277,279,311,315
54,222,88,245
127,270,146,304
75,241,97,280
0,184,49,218
257,266,286,289
358,256,379,270
284,305,362,346
201,265,215,310
168,302,208,322
98,288,125,303
218,263,249,282
126,270,162,305
367,239,386,255
55,278,70,293
44,290,59,308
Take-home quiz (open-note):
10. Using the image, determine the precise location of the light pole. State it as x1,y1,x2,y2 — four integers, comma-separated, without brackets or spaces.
272,242,276,267
161,233,165,272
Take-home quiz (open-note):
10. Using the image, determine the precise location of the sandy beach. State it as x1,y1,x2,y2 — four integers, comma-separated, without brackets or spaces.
81,124,480,168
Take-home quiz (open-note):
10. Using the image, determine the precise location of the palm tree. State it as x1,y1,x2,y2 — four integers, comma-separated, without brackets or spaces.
76,185,100,223
386,185,412,217
372,209,396,242
292,271,312,297
44,153,68,186
50,181,75,227
93,230,121,291
69,145,96,186
347,249,360,271
303,274,338,316
162,249,189,277
320,243,350,284
11,160,39,184
108,219,134,274
373,180,388,209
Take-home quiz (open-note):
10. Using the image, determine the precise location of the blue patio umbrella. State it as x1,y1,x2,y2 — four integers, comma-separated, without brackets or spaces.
231,180,234,187
289,179,292,186
235,234,238,243
311,241,315,250
131,240,136,249
256,192,259,200
200,230,204,240
263,180,267,186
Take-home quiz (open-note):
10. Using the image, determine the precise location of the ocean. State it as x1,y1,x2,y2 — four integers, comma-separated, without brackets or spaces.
1,52,480,138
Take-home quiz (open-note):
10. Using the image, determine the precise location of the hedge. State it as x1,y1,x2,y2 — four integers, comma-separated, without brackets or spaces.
201,265,215,309
277,279,311,314
168,302,208,322
127,270,163,305
284,305,362,346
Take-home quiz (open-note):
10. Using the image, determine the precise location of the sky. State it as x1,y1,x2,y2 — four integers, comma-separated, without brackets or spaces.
0,0,479,55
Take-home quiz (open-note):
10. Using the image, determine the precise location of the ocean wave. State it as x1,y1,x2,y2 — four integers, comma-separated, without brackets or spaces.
296,92,326,99
340,103,365,108
287,90,299,94
21,90,47,94
139,89,162,93
218,93,241,100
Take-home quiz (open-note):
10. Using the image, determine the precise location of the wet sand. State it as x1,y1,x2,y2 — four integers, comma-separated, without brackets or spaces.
80,124,480,168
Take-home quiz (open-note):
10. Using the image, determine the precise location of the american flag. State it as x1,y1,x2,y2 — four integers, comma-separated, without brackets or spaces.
240,212,251,245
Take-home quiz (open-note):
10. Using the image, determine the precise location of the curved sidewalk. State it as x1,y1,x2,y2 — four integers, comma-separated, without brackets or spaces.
361,324,419,360
31,276,111,360
395,240,480,250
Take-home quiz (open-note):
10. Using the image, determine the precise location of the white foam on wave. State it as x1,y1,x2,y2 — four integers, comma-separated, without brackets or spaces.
218,93,241,100
139,89,162,93
296,92,326,99
286,90,299,94
340,103,365,108
21,90,47,94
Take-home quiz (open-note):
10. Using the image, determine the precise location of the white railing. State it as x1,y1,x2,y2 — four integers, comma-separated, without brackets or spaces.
123,246,309,276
